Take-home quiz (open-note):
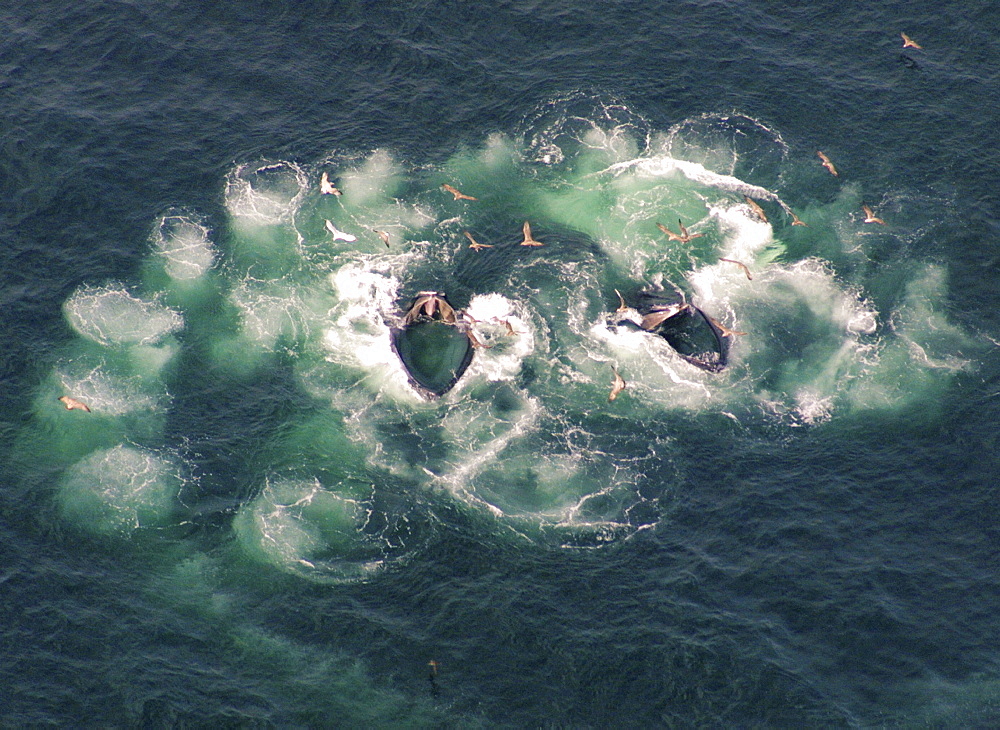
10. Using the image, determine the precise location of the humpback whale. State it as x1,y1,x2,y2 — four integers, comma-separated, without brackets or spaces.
390,292,477,399
630,289,730,373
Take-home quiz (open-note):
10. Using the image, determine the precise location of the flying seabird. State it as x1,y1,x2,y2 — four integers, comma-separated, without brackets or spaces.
614,289,629,313
442,183,477,201
325,220,357,242
464,230,493,250
789,210,808,227
656,219,704,243
608,367,627,402
817,151,839,177
373,229,391,248
465,325,491,349
519,221,543,246
744,196,769,223
496,318,522,336
708,316,747,338
320,172,342,196
901,32,922,49
58,395,91,413
719,258,753,280
862,204,886,225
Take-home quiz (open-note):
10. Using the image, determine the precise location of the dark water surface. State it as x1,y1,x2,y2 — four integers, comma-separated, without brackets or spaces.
3,1,1000,726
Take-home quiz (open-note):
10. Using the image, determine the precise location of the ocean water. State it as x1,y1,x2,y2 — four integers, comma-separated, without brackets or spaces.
2,0,1000,726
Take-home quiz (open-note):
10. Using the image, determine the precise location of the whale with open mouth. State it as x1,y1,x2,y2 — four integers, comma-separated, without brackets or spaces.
627,289,729,373
390,291,477,399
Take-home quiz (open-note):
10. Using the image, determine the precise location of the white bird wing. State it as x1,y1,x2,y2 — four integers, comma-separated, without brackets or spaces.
325,220,357,242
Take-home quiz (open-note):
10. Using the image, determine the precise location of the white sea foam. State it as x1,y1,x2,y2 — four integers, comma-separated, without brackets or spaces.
64,285,183,347
44,113,977,561
225,161,309,224
233,476,386,580
59,445,183,533
333,149,403,207
597,155,794,216
154,213,216,280
236,478,352,562
463,293,535,384
890,265,972,372
321,264,409,395
53,360,168,416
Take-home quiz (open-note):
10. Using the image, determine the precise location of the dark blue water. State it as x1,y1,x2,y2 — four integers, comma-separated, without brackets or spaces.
3,1,1000,726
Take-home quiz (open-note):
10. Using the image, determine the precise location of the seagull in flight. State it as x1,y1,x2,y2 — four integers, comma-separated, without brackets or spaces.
744,196,768,223
320,172,342,196
325,220,357,242
519,221,543,246
862,204,886,225
901,32,922,49
59,395,91,412
464,230,493,250
614,289,629,313
719,258,753,280
817,151,839,176
656,219,703,243
707,316,747,338
608,366,627,402
442,183,477,201
496,318,523,336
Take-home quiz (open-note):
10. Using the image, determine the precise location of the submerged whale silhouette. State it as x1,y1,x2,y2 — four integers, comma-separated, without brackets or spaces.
626,289,729,373
390,292,476,399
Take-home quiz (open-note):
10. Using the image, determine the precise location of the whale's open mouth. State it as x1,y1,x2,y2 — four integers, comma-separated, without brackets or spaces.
390,293,476,399
634,290,728,373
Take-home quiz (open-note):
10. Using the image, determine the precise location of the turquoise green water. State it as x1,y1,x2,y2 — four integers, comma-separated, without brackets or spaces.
3,1,1000,725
